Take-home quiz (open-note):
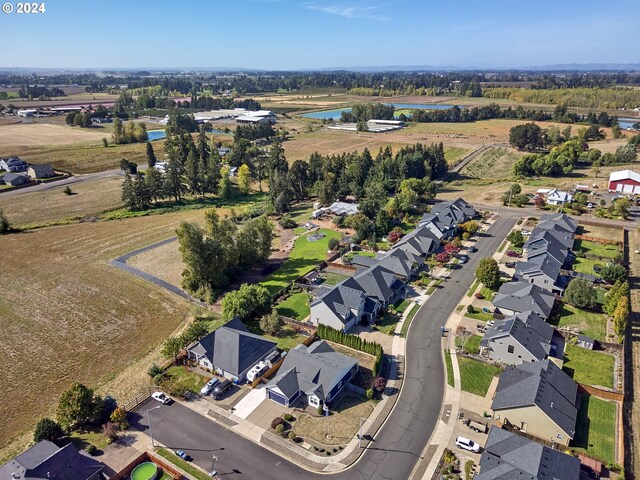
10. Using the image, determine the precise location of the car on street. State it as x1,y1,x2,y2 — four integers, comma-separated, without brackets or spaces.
200,378,220,396
455,436,481,453
458,255,469,264
152,391,171,404
468,246,477,253
175,450,191,461
487,320,495,327
587,202,594,209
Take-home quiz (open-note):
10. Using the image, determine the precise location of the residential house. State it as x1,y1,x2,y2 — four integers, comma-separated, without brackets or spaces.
309,284,370,331
539,188,573,206
538,213,578,234
524,228,574,253
0,440,104,480
186,317,277,382
0,156,29,172
476,427,580,480
430,197,475,224
513,255,565,295
491,359,578,446
394,225,439,255
3,172,31,187
526,240,572,270
265,340,358,407
342,265,405,308
492,281,556,320
480,311,565,366
376,249,423,279
27,163,56,180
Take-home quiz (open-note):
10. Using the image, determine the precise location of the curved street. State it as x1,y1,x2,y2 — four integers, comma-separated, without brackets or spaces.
132,216,516,480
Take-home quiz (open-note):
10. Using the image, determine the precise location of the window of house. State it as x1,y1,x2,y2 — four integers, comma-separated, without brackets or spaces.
557,433,563,440
507,345,515,354
544,280,549,284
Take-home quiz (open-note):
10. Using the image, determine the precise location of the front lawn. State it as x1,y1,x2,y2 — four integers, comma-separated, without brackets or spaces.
458,358,501,397
466,279,479,297
374,311,400,335
392,298,411,314
275,292,310,320
571,394,616,464
465,310,493,322
573,239,620,259
556,304,607,342
261,228,341,294
456,334,482,355
562,344,614,389
157,366,208,394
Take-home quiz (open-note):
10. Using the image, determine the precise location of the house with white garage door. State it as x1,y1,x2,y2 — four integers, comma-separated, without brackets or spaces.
265,340,358,408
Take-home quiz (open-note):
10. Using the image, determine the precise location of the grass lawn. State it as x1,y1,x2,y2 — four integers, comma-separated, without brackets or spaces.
400,304,420,337
293,393,374,446
458,358,501,397
466,279,479,297
275,292,310,320
156,448,211,480
497,241,507,253
465,311,494,322
595,288,606,305
479,284,500,300
445,146,470,166
65,429,110,451
261,228,341,294
556,304,607,342
456,334,482,355
343,250,377,263
245,318,307,351
445,350,454,387
159,366,208,394
393,298,411,314
571,394,616,464
562,344,614,388
374,312,400,335
293,226,307,235
572,256,605,275
573,239,620,259
322,271,351,286
426,278,443,295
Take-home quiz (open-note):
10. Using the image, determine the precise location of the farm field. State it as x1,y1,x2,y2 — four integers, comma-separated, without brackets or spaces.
0,175,124,228
459,147,523,179
127,238,184,287
0,210,206,454
0,123,109,147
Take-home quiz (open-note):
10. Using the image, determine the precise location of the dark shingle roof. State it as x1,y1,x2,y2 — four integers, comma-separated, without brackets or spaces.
492,360,578,438
514,254,561,284
312,284,367,325
343,265,401,304
267,340,358,402
492,281,556,319
476,427,580,480
539,213,578,234
525,228,574,251
188,318,276,376
481,312,555,361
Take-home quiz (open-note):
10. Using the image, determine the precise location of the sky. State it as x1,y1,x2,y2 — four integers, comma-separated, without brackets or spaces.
0,0,639,70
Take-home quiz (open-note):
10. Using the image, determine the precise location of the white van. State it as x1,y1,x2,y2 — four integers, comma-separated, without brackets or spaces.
246,361,268,383
455,436,481,453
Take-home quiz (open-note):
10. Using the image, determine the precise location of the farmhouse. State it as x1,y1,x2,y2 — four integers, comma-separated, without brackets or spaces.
480,311,565,366
476,427,580,480
491,359,578,446
0,440,104,480
27,163,56,180
3,172,31,187
265,340,358,407
0,156,29,173
186,317,277,382
608,169,640,194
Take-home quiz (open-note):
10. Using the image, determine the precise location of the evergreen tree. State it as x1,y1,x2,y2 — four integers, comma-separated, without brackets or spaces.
146,142,157,167
145,167,164,202
164,157,185,201
219,167,232,199
205,150,222,195
121,173,136,210
112,117,124,144
196,126,210,161
185,147,201,195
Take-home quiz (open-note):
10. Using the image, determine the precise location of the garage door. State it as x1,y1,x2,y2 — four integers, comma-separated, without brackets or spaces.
616,184,623,192
267,389,288,405
624,184,634,193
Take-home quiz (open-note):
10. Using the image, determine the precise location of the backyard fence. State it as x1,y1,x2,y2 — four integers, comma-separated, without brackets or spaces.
123,389,154,413
110,451,184,480
575,234,622,246
325,262,358,273
279,315,317,334
579,384,624,402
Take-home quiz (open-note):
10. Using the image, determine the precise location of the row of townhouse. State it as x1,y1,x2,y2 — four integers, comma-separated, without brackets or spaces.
479,214,582,448
309,198,476,332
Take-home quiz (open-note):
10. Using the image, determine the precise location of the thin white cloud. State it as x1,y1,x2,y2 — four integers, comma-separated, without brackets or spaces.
305,2,390,21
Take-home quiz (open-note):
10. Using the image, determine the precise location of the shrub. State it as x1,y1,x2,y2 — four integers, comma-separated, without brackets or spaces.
466,305,475,314
271,417,284,429
506,250,520,257
366,388,374,400
317,404,324,416
260,310,283,335
33,418,64,442
148,363,163,378
284,413,294,422
564,278,597,309
288,431,296,441
462,232,470,241
102,421,119,443
278,216,297,229
0,209,10,234
110,406,129,429
475,258,500,290
474,292,484,300
465,460,474,480
374,376,387,393
85,444,97,456
63,185,73,196
275,424,284,435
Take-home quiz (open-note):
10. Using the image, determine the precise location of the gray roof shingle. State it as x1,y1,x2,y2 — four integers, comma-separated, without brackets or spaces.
492,281,556,319
492,360,578,438
481,312,558,361
476,427,580,480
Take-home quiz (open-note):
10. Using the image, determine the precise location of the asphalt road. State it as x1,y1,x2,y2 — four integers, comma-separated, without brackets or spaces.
132,216,516,480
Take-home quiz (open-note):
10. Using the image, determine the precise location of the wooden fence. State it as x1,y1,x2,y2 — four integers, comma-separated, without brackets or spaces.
250,355,287,388
579,383,624,402
280,315,317,333
325,262,358,273
575,234,622,246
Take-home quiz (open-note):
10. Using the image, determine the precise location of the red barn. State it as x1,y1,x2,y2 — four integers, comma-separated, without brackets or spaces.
608,169,640,194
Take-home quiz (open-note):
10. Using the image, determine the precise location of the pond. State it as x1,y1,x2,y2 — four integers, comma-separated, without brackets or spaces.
618,118,640,130
301,103,458,119
147,130,166,141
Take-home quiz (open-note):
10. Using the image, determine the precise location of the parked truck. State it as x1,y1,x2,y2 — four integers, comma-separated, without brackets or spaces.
463,418,488,433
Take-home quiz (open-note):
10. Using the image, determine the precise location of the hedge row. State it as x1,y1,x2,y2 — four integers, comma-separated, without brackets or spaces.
317,324,384,375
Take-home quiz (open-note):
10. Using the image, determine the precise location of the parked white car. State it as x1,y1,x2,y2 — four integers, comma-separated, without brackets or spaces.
455,436,481,453
151,391,171,404
200,378,220,396
246,361,268,383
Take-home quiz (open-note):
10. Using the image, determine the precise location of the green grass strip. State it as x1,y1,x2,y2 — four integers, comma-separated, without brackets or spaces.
445,349,454,388
400,303,420,337
155,448,212,480
466,279,479,297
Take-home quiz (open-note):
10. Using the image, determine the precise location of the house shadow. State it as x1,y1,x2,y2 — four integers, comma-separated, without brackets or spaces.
570,394,591,451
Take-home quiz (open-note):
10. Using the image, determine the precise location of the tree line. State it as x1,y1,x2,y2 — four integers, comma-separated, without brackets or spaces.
317,323,384,375
176,209,274,302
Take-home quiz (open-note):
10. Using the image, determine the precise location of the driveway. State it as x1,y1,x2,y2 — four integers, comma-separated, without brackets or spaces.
233,385,267,419
131,216,516,480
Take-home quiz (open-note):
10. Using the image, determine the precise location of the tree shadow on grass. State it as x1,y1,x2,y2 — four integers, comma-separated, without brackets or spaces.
571,394,592,450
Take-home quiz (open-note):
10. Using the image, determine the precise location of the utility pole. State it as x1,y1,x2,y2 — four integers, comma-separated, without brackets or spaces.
146,405,162,447
210,454,218,477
